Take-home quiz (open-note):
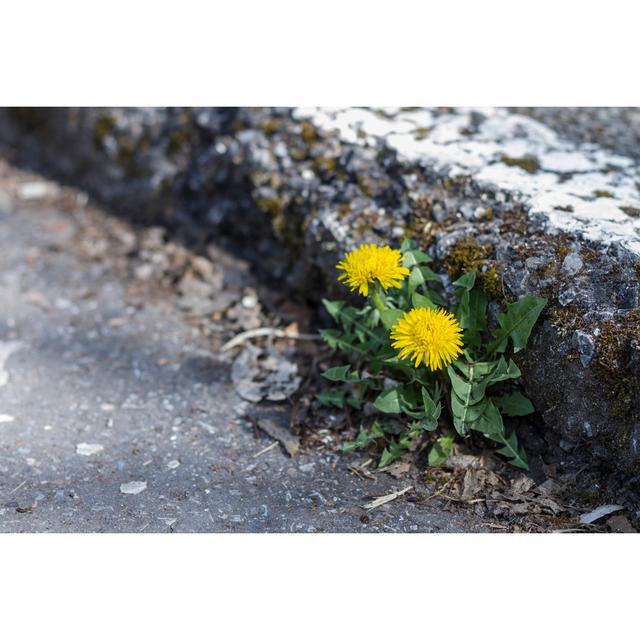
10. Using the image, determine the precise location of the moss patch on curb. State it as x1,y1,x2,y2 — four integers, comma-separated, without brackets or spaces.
444,238,505,299
500,155,540,174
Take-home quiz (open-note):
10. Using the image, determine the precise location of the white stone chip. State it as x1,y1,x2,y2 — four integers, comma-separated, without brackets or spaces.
0,414,15,423
167,459,180,469
18,181,57,200
76,443,104,456
120,481,147,495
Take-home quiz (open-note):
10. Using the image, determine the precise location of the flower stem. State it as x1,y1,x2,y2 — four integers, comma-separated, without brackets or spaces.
371,286,387,313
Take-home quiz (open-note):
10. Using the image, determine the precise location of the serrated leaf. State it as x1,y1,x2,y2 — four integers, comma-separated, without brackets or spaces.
457,288,488,348
315,390,345,409
408,265,440,295
319,329,365,355
469,400,504,439
322,300,388,352
413,416,439,431
379,307,404,330
427,434,455,467
421,386,439,417
494,431,529,470
322,298,344,321
341,421,385,452
400,238,416,253
489,357,521,382
402,249,433,268
453,271,476,291
493,391,535,416
321,365,359,383
411,291,437,310
374,388,402,414
452,359,496,378
448,365,486,407
429,288,447,306
451,392,485,423
378,443,406,468
489,295,547,354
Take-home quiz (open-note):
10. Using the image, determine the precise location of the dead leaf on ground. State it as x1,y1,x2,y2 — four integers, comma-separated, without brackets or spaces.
511,476,536,495
462,468,479,501
232,344,302,403
383,460,411,479
257,417,300,457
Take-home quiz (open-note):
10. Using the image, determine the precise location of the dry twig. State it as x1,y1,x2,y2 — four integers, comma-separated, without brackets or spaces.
363,485,413,511
221,327,321,352
252,441,279,458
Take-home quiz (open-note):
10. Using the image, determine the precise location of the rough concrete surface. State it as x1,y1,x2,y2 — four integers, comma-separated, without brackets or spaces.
0,161,492,532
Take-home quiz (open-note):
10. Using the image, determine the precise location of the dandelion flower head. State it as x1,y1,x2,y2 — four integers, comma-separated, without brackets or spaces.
336,244,409,297
390,307,463,370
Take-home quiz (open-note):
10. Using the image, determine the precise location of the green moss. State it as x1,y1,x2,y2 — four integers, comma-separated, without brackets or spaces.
116,139,138,174
412,127,432,140
554,245,570,260
611,377,636,419
621,206,640,218
290,147,308,161
580,490,602,507
311,155,337,173
479,266,503,299
300,121,317,145
337,204,351,219
93,114,116,149
167,128,192,156
271,213,289,241
256,196,286,217
548,304,585,336
500,155,540,174
442,175,470,190
581,247,599,263
260,118,280,135
596,310,640,373
444,239,505,300
593,190,614,198
498,207,530,236
444,238,492,277
356,173,391,199
554,204,574,213
635,262,640,281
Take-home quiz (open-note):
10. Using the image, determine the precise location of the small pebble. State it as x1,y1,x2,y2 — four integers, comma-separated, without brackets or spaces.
76,443,104,456
120,481,147,495
241,294,258,309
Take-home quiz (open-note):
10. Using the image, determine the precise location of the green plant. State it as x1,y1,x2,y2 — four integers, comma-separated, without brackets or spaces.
317,240,546,470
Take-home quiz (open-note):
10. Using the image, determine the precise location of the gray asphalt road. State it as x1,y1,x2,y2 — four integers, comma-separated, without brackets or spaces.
0,160,490,532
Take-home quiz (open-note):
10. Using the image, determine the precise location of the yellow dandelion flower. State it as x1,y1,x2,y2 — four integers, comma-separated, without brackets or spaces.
390,307,464,371
336,244,409,297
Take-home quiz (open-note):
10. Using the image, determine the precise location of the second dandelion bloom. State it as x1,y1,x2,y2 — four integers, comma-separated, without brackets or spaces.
336,244,409,297
390,307,464,371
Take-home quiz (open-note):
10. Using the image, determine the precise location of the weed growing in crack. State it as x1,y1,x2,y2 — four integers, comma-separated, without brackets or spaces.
317,240,547,470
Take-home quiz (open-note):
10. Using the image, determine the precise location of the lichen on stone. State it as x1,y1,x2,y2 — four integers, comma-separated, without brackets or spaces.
500,154,540,174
